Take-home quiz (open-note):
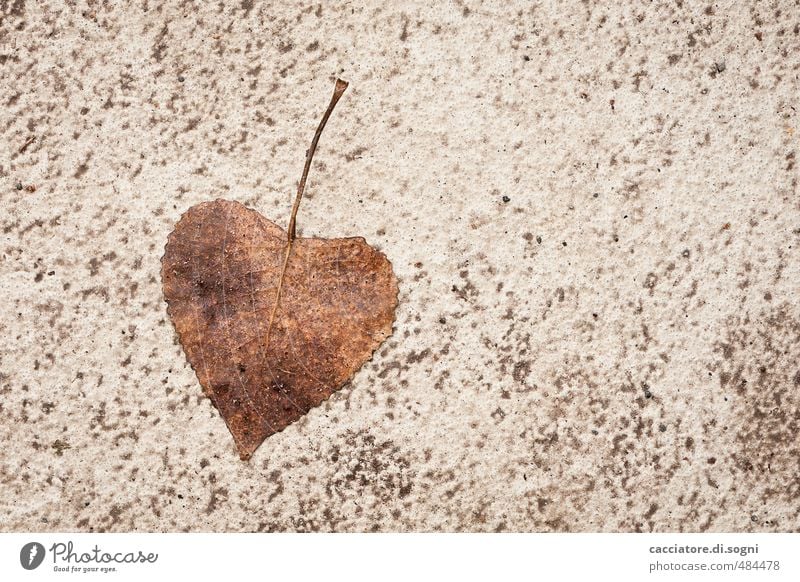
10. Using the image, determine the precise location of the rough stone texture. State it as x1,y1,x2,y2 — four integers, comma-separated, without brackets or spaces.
1,1,798,532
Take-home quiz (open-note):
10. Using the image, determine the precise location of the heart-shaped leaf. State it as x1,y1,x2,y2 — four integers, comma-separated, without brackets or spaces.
161,80,398,459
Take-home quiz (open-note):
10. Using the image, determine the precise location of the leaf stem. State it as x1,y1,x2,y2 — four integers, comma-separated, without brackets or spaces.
287,78,348,241
265,78,348,349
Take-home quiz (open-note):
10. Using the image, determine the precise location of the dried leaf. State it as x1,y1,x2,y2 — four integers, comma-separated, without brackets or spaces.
161,80,398,459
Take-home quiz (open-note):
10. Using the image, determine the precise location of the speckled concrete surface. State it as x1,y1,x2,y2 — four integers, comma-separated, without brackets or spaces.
1,1,799,532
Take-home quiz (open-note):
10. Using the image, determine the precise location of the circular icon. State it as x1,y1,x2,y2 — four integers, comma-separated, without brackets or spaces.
20,542,46,570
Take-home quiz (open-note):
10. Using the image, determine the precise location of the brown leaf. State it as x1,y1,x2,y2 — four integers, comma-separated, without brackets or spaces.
160,80,398,459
